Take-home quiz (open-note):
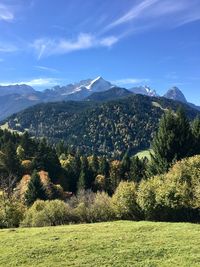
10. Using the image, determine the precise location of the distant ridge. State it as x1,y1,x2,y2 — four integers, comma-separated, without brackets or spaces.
0,76,199,120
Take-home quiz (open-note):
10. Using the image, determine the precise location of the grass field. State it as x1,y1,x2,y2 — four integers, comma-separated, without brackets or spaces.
135,149,153,159
1,221,200,267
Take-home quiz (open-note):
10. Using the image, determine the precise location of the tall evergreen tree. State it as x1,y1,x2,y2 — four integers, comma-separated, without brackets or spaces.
77,156,89,191
148,108,193,176
191,115,200,155
77,169,86,191
121,151,131,180
25,170,47,206
0,141,21,179
99,157,111,193
130,156,146,183
33,139,61,182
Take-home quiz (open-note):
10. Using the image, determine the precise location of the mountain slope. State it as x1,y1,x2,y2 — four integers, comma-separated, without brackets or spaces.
130,86,157,97
86,87,133,102
1,77,199,121
164,87,187,103
3,94,199,158
0,84,35,97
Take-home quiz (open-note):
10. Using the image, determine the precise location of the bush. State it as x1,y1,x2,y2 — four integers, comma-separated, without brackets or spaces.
91,192,115,222
137,175,163,220
112,181,141,220
68,190,115,223
21,200,72,227
137,155,200,222
0,198,25,228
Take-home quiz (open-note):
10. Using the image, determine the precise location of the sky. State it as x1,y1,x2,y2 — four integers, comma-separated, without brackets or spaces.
0,0,200,104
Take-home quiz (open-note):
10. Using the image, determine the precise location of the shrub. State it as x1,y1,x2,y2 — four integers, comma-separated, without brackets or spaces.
112,181,141,220
137,155,200,222
0,198,25,228
137,175,163,220
91,192,115,222
21,200,72,227
68,190,115,223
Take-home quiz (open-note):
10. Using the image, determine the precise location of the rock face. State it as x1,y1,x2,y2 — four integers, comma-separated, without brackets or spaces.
129,86,157,97
164,87,187,103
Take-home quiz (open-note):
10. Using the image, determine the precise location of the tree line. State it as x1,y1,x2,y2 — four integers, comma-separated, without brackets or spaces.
0,108,200,227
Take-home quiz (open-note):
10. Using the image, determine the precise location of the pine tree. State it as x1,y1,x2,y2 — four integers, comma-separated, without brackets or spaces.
90,154,99,176
77,156,90,191
148,108,193,176
1,141,21,179
33,139,61,182
77,169,86,191
175,107,193,159
130,156,146,183
25,170,47,206
89,154,99,189
20,131,35,159
191,116,200,155
121,151,131,180
99,157,111,193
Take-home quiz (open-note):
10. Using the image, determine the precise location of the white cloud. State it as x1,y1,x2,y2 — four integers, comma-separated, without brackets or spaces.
105,0,200,32
0,43,18,53
106,0,159,30
0,4,14,22
35,65,59,73
112,78,150,86
33,33,119,59
0,78,59,87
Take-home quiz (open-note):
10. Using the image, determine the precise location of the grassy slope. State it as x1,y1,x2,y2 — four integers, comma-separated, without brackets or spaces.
135,149,153,160
1,221,200,267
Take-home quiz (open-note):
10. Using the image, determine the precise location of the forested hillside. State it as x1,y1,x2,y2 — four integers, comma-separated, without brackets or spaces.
3,94,200,157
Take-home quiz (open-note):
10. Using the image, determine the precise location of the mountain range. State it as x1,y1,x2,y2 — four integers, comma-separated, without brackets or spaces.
0,76,199,120
2,93,200,157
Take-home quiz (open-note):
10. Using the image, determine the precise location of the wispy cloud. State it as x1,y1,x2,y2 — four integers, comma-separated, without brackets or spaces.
112,78,150,86
106,0,159,30
0,78,59,87
33,33,119,59
35,65,60,73
105,0,200,33
0,43,18,53
0,4,14,22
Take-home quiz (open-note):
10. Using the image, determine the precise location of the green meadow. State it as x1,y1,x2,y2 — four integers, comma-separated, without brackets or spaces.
1,221,200,267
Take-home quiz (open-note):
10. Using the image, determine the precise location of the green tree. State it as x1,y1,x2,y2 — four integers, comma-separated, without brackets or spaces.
0,141,21,179
121,151,131,180
148,108,193,176
77,156,89,191
130,156,146,183
191,116,200,155
33,139,61,182
25,170,47,206
112,181,141,220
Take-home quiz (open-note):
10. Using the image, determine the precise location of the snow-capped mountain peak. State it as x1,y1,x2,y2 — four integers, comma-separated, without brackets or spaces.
85,76,112,91
129,85,158,97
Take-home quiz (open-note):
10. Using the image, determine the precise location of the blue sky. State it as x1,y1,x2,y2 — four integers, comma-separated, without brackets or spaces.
0,0,200,104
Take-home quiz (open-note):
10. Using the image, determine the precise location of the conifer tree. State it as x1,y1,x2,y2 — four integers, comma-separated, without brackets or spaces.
130,156,146,183
77,156,89,191
77,169,86,191
148,108,193,176
191,115,200,155
1,141,21,179
99,157,111,193
121,151,131,180
25,170,47,206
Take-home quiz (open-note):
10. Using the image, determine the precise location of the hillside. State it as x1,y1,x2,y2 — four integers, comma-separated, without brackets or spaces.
3,94,199,157
86,87,133,102
1,221,200,267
